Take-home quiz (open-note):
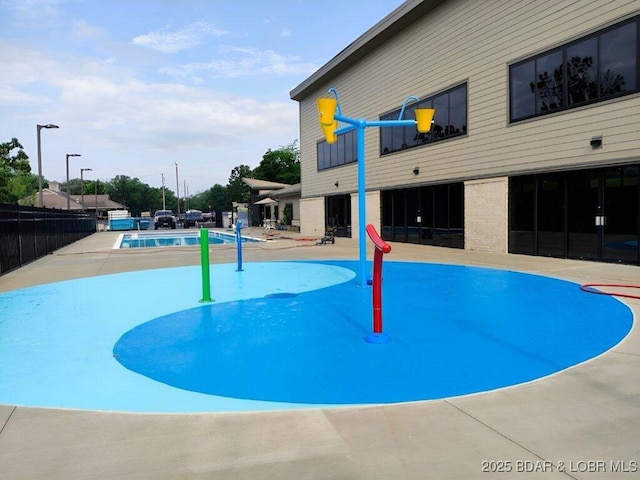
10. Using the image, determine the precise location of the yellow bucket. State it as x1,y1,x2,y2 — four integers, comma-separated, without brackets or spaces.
316,97,338,126
321,121,338,144
415,108,435,133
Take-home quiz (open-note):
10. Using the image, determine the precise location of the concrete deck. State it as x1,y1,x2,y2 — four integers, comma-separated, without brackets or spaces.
0,229,638,479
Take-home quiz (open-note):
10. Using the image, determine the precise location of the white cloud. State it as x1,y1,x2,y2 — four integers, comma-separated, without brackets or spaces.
0,85,52,106
131,21,228,53
281,29,292,38
1,0,61,27
0,41,298,193
160,46,318,81
69,18,107,42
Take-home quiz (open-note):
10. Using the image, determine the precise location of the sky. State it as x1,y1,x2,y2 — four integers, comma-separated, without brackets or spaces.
1,0,406,196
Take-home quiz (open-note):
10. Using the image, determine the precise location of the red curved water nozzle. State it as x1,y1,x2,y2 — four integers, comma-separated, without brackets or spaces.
365,224,391,343
366,224,391,254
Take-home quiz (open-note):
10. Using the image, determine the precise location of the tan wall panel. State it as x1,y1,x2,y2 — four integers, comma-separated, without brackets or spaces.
350,191,381,241
300,197,325,236
465,177,508,253
298,0,640,201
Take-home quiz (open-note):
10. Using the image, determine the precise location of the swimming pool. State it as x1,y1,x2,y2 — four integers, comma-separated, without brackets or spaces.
114,230,262,249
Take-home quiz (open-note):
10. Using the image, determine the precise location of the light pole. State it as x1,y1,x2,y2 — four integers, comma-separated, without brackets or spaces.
94,180,98,221
80,168,92,212
175,162,180,215
184,179,189,211
36,124,59,207
66,153,81,210
161,173,166,210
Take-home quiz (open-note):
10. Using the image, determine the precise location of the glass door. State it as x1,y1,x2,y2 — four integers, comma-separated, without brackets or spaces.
603,165,640,263
510,166,639,264
567,169,600,260
537,173,565,257
326,195,351,237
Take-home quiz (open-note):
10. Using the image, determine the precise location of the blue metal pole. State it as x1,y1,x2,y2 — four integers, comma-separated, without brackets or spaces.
334,106,420,288
235,220,243,271
356,121,367,287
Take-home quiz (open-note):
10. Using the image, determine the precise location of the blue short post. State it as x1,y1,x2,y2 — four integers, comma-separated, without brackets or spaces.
235,220,243,272
199,228,212,302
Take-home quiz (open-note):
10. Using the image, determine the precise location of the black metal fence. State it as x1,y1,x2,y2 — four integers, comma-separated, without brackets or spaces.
0,204,96,276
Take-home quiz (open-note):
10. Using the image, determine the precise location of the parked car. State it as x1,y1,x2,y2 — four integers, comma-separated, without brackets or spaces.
153,210,176,229
183,209,204,228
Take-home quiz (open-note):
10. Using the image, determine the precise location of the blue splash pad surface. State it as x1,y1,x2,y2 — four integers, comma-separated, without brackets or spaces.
0,261,633,412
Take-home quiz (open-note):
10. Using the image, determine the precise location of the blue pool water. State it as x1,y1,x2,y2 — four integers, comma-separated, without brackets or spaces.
115,230,260,249
0,261,633,412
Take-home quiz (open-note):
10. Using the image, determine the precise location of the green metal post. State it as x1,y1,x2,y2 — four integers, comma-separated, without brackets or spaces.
199,228,212,302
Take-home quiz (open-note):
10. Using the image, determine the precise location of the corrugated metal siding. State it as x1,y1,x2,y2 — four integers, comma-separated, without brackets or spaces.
297,0,640,199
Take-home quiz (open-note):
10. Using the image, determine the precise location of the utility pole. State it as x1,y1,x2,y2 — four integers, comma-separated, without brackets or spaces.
175,162,180,215
161,173,166,210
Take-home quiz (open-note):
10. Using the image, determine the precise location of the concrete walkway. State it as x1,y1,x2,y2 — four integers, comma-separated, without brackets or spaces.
0,229,638,479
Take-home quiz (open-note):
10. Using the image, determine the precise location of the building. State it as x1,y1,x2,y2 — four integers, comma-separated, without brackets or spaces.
242,178,291,227
290,0,640,265
20,181,127,216
270,183,302,231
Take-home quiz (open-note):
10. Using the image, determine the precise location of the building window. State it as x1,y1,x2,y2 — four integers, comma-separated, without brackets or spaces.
282,203,293,225
510,16,638,122
316,129,357,171
380,83,467,155
509,166,640,265
381,183,464,249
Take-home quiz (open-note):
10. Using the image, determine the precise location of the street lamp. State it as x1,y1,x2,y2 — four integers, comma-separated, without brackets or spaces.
36,124,59,207
66,153,81,210
80,168,92,212
175,162,180,215
161,173,166,210
184,179,189,211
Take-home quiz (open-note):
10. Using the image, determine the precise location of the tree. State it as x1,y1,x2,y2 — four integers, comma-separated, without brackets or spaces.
61,178,86,197
227,164,252,203
106,175,168,216
0,138,35,204
189,184,230,212
83,180,109,195
251,141,300,184
207,184,231,211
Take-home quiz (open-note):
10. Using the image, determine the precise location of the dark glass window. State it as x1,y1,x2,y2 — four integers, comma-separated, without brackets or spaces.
509,167,640,265
510,16,639,122
432,94,449,141
316,129,357,171
380,83,467,155
567,37,598,105
600,21,636,95
449,86,467,137
509,176,536,254
535,51,564,113
381,182,464,249
510,61,535,119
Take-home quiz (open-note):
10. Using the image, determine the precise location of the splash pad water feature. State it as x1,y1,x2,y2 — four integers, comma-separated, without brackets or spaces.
0,89,634,412
0,250,633,411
